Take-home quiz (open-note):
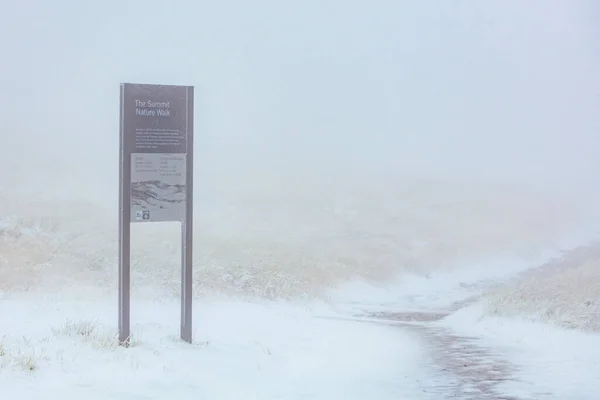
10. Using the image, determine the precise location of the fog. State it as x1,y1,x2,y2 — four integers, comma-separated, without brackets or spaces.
1,0,599,201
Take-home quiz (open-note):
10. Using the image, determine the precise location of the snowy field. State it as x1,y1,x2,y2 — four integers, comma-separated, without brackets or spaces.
2,181,600,399
482,250,600,332
433,243,600,400
440,300,600,400
0,294,430,399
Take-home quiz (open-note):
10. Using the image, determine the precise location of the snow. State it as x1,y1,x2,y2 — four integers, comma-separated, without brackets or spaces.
422,245,600,399
482,254,600,331
2,184,600,399
328,221,600,316
437,303,600,400
3,177,595,300
2,215,600,399
0,293,429,400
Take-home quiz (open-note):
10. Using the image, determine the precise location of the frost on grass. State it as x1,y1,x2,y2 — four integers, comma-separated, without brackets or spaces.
0,336,48,373
482,257,600,332
52,319,141,349
2,181,592,302
0,316,159,379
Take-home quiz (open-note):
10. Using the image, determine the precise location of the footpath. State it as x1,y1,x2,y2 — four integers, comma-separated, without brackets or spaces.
373,309,522,399
365,243,600,399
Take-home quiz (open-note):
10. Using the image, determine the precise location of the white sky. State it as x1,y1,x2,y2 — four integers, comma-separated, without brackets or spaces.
1,0,598,192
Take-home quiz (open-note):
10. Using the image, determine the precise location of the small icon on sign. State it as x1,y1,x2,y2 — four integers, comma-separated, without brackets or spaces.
142,211,150,220
135,211,143,220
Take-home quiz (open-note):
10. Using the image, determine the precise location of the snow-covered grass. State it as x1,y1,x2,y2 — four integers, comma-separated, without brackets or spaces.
1,178,595,301
480,254,600,332
435,245,600,399
327,225,600,316
438,303,600,400
0,293,427,400
3,177,600,398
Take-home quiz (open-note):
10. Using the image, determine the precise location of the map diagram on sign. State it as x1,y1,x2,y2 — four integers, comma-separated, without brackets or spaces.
131,180,185,208
130,153,186,222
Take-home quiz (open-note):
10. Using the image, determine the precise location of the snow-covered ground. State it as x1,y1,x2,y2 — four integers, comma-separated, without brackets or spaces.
2,182,600,399
432,243,600,399
482,252,600,332
439,302,600,400
0,294,433,400
4,243,600,399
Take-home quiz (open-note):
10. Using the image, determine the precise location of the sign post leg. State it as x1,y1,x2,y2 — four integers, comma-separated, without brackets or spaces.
118,219,131,346
180,86,194,344
181,219,193,343
119,84,132,347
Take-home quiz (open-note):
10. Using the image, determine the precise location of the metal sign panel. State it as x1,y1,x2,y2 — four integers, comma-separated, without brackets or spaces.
119,83,194,345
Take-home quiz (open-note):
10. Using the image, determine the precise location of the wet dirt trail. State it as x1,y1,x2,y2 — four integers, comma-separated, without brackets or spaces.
372,310,523,399
359,244,600,399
